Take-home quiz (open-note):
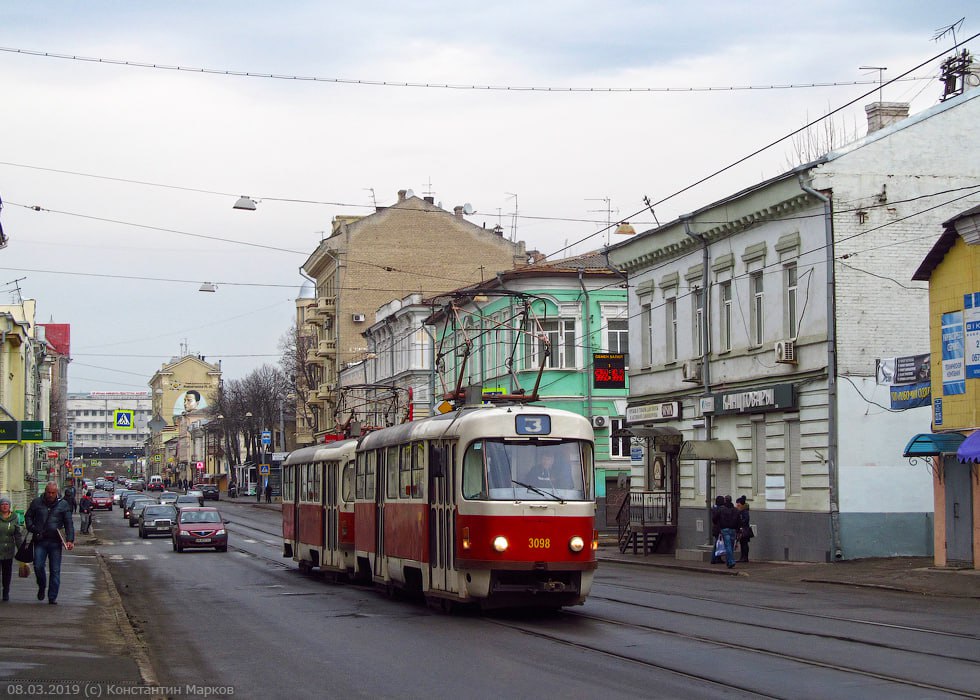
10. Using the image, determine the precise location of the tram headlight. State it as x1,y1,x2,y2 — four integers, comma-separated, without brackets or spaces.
493,536,509,552
568,536,585,553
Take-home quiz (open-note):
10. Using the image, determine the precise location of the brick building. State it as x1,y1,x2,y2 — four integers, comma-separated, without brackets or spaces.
299,190,528,440
607,86,980,562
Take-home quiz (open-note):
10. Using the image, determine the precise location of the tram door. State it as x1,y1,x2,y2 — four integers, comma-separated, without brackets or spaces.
374,449,387,578
324,460,338,570
428,441,457,594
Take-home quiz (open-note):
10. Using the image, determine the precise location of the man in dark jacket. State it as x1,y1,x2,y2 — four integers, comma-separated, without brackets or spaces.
711,495,741,569
25,482,75,604
78,490,94,534
63,482,77,513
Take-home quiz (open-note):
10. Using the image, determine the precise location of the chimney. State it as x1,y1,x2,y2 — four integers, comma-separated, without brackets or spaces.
453,205,464,219
865,102,909,134
397,189,407,202
424,196,435,204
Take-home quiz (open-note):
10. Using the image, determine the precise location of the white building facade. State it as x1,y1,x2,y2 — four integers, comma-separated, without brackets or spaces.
67,391,152,460
608,89,980,561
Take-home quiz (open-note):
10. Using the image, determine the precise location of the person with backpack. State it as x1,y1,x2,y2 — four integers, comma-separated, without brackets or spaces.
63,482,77,514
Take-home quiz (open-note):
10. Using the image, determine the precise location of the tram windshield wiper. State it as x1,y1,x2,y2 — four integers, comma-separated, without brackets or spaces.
511,479,564,503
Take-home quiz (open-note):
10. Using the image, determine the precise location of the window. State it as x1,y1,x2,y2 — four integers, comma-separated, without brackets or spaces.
610,418,630,459
640,303,652,366
526,319,577,368
750,272,764,346
720,281,733,352
607,318,629,354
692,288,704,357
785,263,798,338
665,298,677,363
462,439,590,501
386,446,400,499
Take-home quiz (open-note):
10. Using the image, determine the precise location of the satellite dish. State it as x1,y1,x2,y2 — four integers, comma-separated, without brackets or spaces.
405,189,415,198
462,203,475,215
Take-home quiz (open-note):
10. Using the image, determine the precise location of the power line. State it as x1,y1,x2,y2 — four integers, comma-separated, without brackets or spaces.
539,33,979,261
0,46,933,93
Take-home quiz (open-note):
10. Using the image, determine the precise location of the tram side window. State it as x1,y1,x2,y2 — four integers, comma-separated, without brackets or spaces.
342,463,354,502
412,442,424,498
365,452,376,499
398,444,412,498
313,464,322,503
355,455,366,500
387,446,400,499
462,442,487,499
283,467,294,502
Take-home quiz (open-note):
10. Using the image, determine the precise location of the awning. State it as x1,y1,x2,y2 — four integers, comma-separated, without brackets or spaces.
679,439,738,462
902,432,966,458
957,432,980,463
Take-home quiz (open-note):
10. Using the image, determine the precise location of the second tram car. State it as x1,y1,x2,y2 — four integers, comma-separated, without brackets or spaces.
282,404,597,609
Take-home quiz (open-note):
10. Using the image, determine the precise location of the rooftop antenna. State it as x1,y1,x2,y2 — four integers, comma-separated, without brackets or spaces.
505,192,518,241
180,339,189,357
933,18,965,48
364,188,377,208
643,195,661,228
423,177,435,200
5,276,25,304
859,65,887,103
586,196,616,246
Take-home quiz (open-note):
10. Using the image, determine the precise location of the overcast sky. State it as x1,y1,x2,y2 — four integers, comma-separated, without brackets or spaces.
0,2,972,395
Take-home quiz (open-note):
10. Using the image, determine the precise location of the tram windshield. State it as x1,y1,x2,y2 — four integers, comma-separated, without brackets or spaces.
462,439,591,501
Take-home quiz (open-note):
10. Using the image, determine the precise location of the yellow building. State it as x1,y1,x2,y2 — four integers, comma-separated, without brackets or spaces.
0,300,45,510
909,204,980,569
147,354,221,482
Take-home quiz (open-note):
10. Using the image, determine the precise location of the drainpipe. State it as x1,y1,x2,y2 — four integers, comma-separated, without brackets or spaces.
683,218,713,544
578,269,594,421
799,175,843,561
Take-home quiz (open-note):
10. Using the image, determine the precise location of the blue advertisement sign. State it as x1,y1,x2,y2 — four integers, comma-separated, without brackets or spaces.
941,311,966,395
934,398,943,426
965,292,980,380
889,381,931,410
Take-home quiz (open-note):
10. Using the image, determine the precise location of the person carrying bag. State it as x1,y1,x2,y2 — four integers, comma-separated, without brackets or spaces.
1,495,26,601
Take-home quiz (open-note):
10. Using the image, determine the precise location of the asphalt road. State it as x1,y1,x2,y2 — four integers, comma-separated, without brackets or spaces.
97,500,980,700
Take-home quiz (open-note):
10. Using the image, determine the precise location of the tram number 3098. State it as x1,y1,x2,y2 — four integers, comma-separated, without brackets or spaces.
528,537,551,549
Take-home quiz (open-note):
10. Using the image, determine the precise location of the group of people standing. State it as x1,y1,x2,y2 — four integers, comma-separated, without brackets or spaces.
711,494,753,568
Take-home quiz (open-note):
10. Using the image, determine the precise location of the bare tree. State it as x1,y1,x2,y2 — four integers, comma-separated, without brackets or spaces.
784,107,860,168
279,323,320,437
207,364,289,469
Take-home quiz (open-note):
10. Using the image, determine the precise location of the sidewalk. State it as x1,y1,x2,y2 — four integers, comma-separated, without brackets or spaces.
597,545,980,599
0,525,152,695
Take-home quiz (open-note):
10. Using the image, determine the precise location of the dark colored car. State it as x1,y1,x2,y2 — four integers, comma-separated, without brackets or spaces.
138,505,178,538
171,507,228,552
124,495,155,520
90,491,113,511
129,499,158,527
199,484,219,501
174,494,202,510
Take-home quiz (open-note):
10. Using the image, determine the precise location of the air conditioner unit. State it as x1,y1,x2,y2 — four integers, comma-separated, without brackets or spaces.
351,313,366,323
681,360,702,382
591,415,608,429
774,339,797,364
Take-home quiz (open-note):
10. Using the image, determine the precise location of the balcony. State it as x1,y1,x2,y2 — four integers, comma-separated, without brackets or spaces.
312,296,337,317
305,348,320,364
318,382,336,397
316,339,337,357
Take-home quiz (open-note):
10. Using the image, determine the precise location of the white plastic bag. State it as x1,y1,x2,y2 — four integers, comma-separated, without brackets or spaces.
714,535,725,558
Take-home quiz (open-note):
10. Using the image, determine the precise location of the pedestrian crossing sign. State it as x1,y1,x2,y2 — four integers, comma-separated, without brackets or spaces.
259,464,270,475
113,409,135,430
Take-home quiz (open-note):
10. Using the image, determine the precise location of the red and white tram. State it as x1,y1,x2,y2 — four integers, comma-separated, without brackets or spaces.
282,404,597,609
282,439,358,577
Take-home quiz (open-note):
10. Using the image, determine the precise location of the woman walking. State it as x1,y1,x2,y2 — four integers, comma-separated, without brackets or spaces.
0,495,25,601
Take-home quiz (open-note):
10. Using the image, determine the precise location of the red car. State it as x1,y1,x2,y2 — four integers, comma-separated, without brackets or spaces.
171,507,228,553
90,491,113,511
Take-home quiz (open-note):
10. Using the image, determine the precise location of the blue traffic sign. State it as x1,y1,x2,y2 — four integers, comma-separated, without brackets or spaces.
261,430,272,446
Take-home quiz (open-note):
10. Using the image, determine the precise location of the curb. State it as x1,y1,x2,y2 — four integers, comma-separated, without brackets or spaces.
95,549,160,689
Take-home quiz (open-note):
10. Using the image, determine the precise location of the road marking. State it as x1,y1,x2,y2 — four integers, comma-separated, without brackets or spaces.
242,538,258,543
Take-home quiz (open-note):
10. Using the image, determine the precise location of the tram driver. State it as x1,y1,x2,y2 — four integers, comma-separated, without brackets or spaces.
524,452,573,490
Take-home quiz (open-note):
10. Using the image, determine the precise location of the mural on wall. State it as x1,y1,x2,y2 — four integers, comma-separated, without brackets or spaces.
172,389,207,418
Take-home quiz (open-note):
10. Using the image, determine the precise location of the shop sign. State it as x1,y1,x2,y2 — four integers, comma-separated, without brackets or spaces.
626,401,680,424
709,384,795,415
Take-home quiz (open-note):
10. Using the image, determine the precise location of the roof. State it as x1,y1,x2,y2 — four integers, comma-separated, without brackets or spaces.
912,203,980,280
902,432,966,458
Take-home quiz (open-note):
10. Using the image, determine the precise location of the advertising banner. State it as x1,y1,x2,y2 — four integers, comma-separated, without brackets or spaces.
941,311,966,395
965,292,980,380
876,354,930,385
889,381,931,409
